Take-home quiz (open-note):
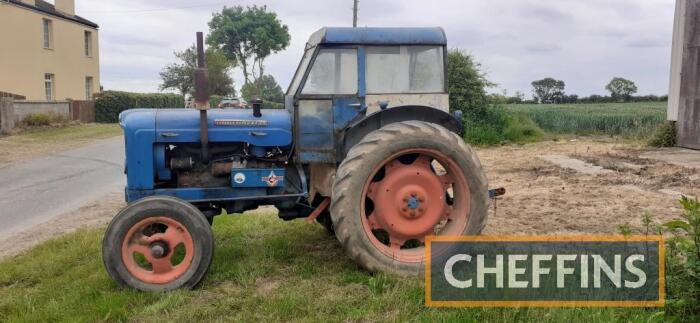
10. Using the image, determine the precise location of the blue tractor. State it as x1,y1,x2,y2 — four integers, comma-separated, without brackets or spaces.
103,27,490,291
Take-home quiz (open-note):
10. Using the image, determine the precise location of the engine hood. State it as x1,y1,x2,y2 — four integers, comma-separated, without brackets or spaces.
121,108,292,147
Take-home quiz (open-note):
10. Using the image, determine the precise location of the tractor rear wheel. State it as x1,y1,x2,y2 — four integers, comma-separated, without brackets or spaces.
330,121,488,275
102,196,214,291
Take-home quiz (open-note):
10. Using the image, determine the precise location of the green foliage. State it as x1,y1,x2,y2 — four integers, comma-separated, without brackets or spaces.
210,95,223,109
663,196,700,319
208,5,290,85
447,49,492,118
606,77,638,102
461,106,544,146
95,91,184,123
508,102,666,139
22,112,68,127
241,75,285,107
648,121,677,147
617,224,633,236
448,50,542,146
531,78,566,103
159,46,236,97
503,114,544,143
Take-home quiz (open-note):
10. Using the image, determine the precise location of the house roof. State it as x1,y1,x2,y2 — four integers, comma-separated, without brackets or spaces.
9,0,98,29
308,27,447,46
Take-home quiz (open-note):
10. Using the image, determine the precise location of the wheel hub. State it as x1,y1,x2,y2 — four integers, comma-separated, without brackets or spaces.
149,241,169,259
367,156,448,245
121,217,195,284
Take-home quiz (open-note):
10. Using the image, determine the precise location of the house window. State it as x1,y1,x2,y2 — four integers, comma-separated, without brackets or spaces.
85,76,94,100
45,74,55,101
84,31,93,57
43,19,53,49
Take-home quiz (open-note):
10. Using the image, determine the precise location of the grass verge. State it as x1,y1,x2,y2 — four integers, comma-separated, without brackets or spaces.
0,123,121,167
0,212,665,322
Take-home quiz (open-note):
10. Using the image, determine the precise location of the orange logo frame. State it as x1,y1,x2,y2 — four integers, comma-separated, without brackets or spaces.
425,235,665,308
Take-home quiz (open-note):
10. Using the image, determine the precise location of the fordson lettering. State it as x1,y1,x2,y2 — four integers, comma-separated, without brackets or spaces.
214,119,269,127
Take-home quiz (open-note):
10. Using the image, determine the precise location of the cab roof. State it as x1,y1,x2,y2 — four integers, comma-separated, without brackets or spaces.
308,27,447,46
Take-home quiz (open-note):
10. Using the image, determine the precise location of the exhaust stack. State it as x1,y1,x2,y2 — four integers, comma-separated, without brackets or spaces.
194,32,210,164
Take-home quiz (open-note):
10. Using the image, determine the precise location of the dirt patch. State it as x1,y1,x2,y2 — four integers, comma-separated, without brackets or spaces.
479,138,691,236
0,190,124,260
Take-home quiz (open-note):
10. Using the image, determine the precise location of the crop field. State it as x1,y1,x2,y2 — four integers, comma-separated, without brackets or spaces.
506,102,667,139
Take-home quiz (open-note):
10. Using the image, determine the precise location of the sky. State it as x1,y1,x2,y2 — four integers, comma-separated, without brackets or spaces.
73,0,676,98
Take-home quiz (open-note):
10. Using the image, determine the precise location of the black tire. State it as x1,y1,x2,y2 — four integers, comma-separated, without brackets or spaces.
102,196,214,291
315,211,335,235
330,121,488,276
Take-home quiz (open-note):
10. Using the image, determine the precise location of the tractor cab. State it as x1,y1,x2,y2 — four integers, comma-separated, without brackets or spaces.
285,27,451,163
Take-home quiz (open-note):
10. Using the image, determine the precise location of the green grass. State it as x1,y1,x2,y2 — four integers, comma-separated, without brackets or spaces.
0,123,122,166
0,212,666,322
17,123,121,141
507,102,667,139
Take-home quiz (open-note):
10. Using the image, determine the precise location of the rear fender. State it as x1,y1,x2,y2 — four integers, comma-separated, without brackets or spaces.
340,105,462,159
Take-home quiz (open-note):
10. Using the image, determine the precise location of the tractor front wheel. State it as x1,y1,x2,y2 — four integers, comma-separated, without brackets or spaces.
102,196,214,291
331,121,488,275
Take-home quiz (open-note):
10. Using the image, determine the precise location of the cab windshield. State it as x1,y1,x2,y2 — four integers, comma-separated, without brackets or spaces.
286,44,315,95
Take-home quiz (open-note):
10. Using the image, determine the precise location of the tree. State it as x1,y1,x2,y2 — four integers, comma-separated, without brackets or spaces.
207,5,290,86
447,49,494,118
159,46,236,98
241,74,284,103
531,78,565,104
606,77,638,102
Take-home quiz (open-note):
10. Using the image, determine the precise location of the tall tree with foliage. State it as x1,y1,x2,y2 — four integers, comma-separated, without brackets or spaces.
606,77,638,102
447,49,493,117
207,5,290,86
531,78,565,104
159,46,236,97
241,75,284,103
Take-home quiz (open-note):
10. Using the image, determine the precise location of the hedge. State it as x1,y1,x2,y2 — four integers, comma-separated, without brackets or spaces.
95,91,185,123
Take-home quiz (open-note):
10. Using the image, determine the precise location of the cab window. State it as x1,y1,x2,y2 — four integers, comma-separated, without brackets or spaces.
365,46,445,94
302,48,358,95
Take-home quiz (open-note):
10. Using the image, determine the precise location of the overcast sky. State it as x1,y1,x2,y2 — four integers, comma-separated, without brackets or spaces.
74,0,676,98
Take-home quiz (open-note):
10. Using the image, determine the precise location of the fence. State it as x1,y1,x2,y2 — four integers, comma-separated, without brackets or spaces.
70,100,95,123
0,98,95,134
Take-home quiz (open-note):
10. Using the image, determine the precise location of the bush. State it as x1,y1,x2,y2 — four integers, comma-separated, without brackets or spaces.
210,95,223,109
648,121,676,147
22,112,68,127
663,196,700,320
447,49,492,119
460,104,544,146
448,50,542,146
503,114,544,143
263,101,284,109
95,91,184,123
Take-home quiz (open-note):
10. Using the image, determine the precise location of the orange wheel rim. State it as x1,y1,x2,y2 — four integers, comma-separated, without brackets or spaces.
121,217,195,284
360,149,471,263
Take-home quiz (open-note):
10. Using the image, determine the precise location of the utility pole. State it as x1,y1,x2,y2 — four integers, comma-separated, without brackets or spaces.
353,0,358,27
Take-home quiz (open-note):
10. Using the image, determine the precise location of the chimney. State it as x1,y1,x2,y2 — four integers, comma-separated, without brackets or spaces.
55,0,75,16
